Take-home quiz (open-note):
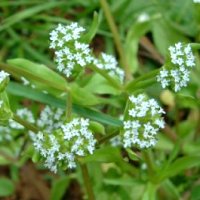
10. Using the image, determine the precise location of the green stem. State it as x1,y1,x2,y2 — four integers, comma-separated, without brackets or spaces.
190,43,200,50
100,0,132,82
18,135,29,157
89,64,122,90
80,163,95,200
13,113,39,133
143,150,155,178
98,131,119,145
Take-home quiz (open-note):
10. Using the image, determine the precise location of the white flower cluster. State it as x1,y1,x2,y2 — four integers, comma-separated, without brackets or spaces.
157,42,195,92
50,23,124,82
49,23,93,77
37,106,65,133
0,70,9,84
9,108,35,130
93,53,125,82
32,118,96,173
122,94,165,149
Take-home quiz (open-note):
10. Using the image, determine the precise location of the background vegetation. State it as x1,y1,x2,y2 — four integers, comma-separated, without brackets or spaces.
0,0,200,199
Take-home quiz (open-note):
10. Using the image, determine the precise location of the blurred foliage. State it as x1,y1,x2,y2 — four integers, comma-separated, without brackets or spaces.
0,0,200,200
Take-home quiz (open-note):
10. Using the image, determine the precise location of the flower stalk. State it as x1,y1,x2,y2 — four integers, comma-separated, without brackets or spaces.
89,64,122,90
12,113,39,133
100,0,132,82
80,163,95,200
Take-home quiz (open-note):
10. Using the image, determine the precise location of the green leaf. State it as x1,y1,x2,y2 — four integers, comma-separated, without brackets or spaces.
176,94,200,108
6,58,68,92
160,180,180,200
126,149,140,161
0,178,15,197
6,82,122,127
82,11,101,43
125,69,158,92
125,19,150,73
84,73,120,95
152,19,188,56
157,155,200,181
89,121,105,135
50,176,69,200
71,83,101,106
142,182,157,200
104,177,142,186
82,146,122,163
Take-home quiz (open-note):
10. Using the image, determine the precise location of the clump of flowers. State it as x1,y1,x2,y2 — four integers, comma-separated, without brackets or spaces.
37,106,65,134
93,53,124,82
157,42,195,92
49,23,93,77
122,94,165,149
32,118,97,173
49,23,124,82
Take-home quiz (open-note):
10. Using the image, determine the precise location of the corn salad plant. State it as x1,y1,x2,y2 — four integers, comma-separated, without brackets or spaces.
0,0,200,199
